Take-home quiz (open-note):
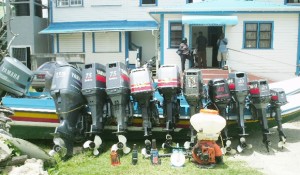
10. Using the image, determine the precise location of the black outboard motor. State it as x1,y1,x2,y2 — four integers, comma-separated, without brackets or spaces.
249,80,271,152
0,57,33,136
130,67,158,136
183,68,203,144
208,78,232,153
228,72,251,152
157,65,181,132
50,64,87,157
82,63,107,134
270,88,287,148
105,62,131,134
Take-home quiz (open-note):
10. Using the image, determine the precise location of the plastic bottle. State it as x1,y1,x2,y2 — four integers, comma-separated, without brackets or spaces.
132,144,138,165
110,150,120,166
150,139,160,165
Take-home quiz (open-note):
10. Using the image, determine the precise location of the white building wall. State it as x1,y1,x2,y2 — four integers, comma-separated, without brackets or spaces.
226,13,298,81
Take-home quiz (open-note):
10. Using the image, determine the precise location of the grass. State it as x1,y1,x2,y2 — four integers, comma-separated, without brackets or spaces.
35,140,263,175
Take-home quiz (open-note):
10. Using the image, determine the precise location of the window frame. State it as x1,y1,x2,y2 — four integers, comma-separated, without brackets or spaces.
169,21,184,49
92,32,122,53
56,0,83,7
140,0,157,7
243,21,273,49
286,0,300,4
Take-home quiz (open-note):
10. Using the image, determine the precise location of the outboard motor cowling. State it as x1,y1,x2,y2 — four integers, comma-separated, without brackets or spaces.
0,57,33,97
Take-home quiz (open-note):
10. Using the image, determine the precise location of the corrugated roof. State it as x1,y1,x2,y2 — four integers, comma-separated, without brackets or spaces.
40,20,158,34
150,0,300,14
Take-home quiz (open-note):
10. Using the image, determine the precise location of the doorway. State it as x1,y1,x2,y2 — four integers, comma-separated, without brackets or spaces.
191,26,223,68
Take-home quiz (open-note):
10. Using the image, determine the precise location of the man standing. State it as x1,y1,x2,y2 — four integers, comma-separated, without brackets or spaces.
196,32,207,68
217,33,228,69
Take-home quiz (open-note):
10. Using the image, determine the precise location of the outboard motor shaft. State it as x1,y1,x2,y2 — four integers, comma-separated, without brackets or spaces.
183,68,204,144
82,63,107,134
249,80,271,151
50,64,87,157
157,65,181,133
130,67,158,136
106,62,131,134
270,88,287,148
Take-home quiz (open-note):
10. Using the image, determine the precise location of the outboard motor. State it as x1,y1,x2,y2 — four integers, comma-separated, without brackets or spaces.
249,80,271,151
207,79,232,153
270,88,287,148
82,63,107,134
0,57,33,136
130,67,158,136
157,65,181,133
105,62,131,134
183,68,203,144
227,72,251,152
0,57,33,97
50,64,88,158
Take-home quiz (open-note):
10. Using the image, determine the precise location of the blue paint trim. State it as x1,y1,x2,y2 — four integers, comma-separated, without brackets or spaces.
56,34,59,53
119,32,120,52
92,32,95,53
51,35,54,53
82,33,85,53
160,14,164,65
243,21,273,49
50,0,53,23
168,20,182,48
125,32,129,61
297,14,300,76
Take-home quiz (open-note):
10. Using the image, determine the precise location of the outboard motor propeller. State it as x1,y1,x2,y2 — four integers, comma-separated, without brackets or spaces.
82,63,107,134
228,72,251,153
183,68,204,145
105,62,131,134
157,65,181,134
249,80,272,152
50,64,87,158
270,88,287,148
130,67,158,136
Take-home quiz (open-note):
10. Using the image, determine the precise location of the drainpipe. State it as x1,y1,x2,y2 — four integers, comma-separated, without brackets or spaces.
152,29,159,75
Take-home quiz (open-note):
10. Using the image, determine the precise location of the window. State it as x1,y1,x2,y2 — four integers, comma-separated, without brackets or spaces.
140,0,157,6
170,23,183,48
57,0,83,7
93,32,121,53
287,0,300,3
244,22,272,49
187,0,193,3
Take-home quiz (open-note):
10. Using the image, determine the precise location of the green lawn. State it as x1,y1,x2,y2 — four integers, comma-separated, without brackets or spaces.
41,140,262,175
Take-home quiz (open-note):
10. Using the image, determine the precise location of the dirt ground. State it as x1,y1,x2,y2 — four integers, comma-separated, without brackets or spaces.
227,115,300,175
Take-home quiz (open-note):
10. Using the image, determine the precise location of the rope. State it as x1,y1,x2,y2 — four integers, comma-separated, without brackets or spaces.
56,105,85,115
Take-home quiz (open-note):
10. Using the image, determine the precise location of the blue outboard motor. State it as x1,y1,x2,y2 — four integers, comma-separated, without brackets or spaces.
105,62,131,134
81,63,107,134
130,67,159,136
50,64,88,157
157,65,181,132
